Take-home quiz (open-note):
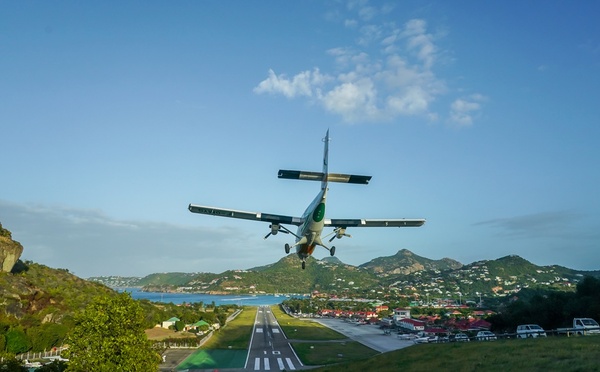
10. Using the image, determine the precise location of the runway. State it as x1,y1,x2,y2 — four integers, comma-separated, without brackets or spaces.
245,305,304,371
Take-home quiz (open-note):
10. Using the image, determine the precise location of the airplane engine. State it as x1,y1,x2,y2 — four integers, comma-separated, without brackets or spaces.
335,228,347,239
264,224,281,239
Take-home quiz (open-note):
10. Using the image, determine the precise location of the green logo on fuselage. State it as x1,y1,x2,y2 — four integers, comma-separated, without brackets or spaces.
312,203,325,222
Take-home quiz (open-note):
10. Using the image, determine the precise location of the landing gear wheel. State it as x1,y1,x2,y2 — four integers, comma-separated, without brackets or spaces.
285,244,290,254
302,261,306,270
330,246,336,256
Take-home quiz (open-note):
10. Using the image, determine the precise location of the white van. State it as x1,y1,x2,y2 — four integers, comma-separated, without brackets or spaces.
517,324,547,338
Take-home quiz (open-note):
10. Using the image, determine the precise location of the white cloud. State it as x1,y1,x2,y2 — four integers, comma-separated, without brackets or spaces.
322,78,380,122
0,200,285,277
254,6,483,125
252,68,330,98
449,94,486,127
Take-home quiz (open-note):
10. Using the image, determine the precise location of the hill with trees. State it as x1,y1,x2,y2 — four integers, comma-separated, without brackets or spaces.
0,260,116,355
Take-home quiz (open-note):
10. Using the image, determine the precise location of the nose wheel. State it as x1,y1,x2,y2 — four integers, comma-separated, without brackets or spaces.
301,260,306,270
285,244,291,254
330,246,336,256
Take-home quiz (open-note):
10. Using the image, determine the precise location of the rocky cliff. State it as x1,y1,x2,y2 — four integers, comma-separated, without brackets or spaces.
0,223,23,272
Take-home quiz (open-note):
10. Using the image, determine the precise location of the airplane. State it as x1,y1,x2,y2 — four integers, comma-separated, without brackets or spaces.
188,130,425,270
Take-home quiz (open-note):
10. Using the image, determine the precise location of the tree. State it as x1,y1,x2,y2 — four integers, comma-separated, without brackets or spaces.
0,356,27,371
64,292,161,371
5,328,30,354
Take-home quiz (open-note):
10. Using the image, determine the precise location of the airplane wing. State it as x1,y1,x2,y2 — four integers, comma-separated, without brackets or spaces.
188,204,303,226
325,218,426,228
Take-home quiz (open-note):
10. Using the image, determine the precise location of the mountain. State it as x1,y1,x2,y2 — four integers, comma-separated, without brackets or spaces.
359,248,463,276
163,254,380,294
89,249,600,299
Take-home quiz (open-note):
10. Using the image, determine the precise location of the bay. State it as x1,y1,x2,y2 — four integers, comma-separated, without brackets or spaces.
121,288,301,306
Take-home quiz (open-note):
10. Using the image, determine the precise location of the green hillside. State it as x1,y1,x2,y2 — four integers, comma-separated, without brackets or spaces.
1,262,114,320
171,255,381,294
359,248,463,275
0,261,117,354
86,249,600,301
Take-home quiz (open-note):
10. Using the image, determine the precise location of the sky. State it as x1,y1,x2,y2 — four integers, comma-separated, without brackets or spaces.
1,1,599,278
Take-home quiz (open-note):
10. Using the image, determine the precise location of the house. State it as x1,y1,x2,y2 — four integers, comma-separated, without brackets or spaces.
423,327,448,336
161,317,180,329
375,305,389,313
393,308,411,325
397,318,425,332
186,320,211,333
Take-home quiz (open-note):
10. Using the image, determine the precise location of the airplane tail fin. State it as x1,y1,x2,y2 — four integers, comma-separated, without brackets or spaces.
322,129,330,190
278,129,371,185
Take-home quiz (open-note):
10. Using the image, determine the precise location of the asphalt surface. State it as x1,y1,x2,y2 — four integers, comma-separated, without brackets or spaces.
311,318,414,353
245,305,305,371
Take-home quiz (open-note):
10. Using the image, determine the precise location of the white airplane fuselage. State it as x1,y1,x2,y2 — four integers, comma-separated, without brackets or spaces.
295,187,328,260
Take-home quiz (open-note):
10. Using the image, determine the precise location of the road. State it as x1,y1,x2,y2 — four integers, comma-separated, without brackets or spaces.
245,305,304,371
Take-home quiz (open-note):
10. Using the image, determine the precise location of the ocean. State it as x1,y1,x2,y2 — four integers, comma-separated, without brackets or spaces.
121,288,301,306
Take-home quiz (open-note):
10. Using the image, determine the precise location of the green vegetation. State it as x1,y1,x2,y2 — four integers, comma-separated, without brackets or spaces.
176,349,247,370
0,222,12,238
0,260,115,354
271,305,346,340
201,307,256,349
489,276,600,332
312,337,600,372
292,341,379,366
63,292,161,371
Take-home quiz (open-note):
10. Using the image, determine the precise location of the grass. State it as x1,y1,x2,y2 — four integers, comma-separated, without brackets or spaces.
311,336,600,372
292,341,380,365
200,306,257,349
268,305,377,365
176,349,247,370
270,305,347,340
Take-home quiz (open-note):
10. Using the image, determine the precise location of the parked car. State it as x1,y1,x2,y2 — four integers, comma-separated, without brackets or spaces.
476,331,497,341
453,333,470,342
517,324,547,338
557,318,600,336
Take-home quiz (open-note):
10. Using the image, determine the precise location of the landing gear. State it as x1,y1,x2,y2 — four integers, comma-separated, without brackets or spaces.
301,261,306,270
285,243,290,254
330,246,336,256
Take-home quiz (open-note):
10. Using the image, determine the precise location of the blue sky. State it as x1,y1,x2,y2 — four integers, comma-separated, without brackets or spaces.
1,1,599,278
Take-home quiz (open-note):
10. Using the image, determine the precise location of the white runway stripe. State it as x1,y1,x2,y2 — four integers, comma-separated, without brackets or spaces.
264,357,270,370
277,358,285,370
286,357,296,370
254,357,260,370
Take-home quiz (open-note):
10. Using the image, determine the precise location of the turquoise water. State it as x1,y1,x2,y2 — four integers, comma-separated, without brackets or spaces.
121,288,301,306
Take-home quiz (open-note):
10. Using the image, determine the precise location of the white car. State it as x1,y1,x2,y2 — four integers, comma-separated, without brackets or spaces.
476,331,497,341
517,324,547,338
453,333,470,342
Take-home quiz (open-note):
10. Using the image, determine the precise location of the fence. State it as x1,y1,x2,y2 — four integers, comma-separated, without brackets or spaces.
15,346,67,361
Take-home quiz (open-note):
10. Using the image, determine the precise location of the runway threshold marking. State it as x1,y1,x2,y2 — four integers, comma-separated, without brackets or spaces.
286,357,296,370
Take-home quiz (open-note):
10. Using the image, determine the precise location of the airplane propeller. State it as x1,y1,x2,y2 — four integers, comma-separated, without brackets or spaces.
264,224,290,239
328,227,352,242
